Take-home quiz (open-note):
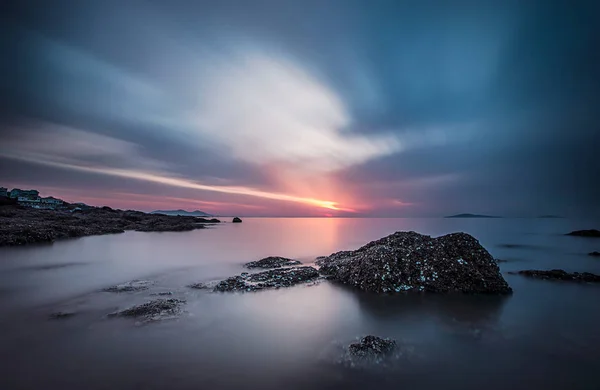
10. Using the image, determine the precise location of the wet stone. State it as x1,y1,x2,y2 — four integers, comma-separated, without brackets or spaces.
213,266,320,292
108,298,185,322
348,335,396,358
244,256,302,269
325,336,419,370
316,231,512,294
187,282,208,289
510,269,600,283
103,280,153,292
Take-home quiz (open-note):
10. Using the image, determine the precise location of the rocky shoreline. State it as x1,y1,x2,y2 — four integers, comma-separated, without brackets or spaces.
0,205,220,246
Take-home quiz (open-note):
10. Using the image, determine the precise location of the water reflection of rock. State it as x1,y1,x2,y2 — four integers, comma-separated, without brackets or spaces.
345,285,510,341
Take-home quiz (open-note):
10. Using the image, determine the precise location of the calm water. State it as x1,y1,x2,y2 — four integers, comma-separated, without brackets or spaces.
1,218,600,390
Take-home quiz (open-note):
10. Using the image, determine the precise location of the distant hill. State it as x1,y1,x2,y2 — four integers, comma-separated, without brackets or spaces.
151,209,212,217
444,213,502,219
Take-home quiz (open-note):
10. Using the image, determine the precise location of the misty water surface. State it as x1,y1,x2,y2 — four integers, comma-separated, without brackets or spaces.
1,218,599,390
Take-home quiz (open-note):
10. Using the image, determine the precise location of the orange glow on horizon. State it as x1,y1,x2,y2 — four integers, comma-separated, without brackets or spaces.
4,156,357,213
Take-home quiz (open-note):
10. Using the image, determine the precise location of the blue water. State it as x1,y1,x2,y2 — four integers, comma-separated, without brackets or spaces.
1,218,599,390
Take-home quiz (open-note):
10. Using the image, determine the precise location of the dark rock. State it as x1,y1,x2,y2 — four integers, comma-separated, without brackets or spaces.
195,218,220,223
213,266,320,292
348,335,396,358
245,256,302,269
566,229,600,238
135,222,198,232
49,311,76,319
316,231,512,294
187,282,208,289
108,298,185,321
103,280,153,292
589,251,600,257
509,269,600,283
150,291,174,296
232,217,242,223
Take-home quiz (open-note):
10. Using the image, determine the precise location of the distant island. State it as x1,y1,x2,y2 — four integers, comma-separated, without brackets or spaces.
444,213,502,219
151,209,212,217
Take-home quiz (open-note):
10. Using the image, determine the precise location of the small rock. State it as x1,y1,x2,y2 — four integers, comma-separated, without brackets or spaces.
150,291,173,296
348,335,396,358
566,229,600,238
232,217,242,223
187,283,208,289
108,298,185,322
245,256,302,269
588,251,600,257
103,280,153,293
509,269,600,283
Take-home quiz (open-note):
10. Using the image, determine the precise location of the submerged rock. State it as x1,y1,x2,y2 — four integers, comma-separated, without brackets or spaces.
213,266,320,292
49,311,76,319
510,269,600,283
244,256,302,269
325,335,418,370
348,335,396,358
588,251,600,257
232,217,242,223
187,282,209,289
103,280,153,293
316,231,512,294
150,291,174,296
566,229,600,238
109,298,185,321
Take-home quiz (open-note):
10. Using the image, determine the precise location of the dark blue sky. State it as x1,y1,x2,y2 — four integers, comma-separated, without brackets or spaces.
1,0,598,216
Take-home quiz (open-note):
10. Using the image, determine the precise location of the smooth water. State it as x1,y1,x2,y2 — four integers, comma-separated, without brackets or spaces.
1,218,599,390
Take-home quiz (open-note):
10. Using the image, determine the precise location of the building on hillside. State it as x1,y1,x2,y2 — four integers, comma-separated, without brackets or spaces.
9,189,39,199
0,187,7,197
17,196,41,207
40,197,63,207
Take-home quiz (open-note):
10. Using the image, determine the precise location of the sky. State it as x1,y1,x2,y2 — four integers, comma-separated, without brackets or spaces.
1,0,599,217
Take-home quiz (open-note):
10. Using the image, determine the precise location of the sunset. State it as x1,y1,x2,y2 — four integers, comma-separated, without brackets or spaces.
1,1,599,389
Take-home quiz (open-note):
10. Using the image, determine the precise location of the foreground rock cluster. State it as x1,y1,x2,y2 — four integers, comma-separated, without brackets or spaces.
244,256,302,269
212,266,321,292
510,269,600,283
317,231,512,294
0,205,219,246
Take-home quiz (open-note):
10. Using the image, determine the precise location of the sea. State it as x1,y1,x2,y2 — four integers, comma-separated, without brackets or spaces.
1,217,599,390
